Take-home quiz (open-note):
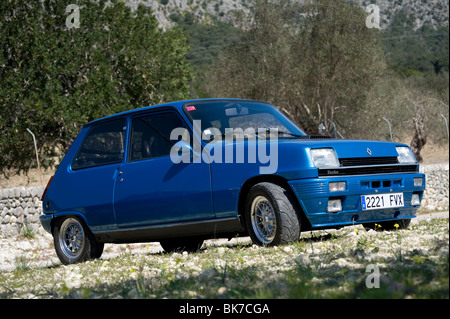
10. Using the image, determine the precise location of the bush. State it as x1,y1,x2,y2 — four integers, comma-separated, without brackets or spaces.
0,0,193,176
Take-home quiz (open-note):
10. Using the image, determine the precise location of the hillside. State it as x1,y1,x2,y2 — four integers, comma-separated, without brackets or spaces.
124,1,449,74
125,0,252,29
125,0,449,30
361,0,449,30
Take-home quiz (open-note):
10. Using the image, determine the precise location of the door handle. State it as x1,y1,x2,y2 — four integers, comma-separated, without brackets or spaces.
115,168,124,182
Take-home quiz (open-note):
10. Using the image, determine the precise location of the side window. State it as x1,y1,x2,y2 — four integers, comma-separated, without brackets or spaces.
130,112,187,161
72,119,126,170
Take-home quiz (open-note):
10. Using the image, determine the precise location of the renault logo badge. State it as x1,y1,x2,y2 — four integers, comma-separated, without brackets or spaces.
367,148,372,155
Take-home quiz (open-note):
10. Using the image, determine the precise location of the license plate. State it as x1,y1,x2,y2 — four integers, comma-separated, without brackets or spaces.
361,193,404,211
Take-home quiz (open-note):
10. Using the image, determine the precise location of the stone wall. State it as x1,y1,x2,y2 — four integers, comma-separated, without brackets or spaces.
0,186,45,237
0,163,448,238
419,162,449,211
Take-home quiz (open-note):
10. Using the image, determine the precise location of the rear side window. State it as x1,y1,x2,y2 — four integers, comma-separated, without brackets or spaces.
72,119,126,170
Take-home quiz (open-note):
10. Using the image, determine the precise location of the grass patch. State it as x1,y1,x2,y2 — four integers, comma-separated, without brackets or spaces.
0,217,448,299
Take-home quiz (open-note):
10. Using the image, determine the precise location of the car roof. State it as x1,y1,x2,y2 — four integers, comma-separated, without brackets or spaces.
84,98,267,127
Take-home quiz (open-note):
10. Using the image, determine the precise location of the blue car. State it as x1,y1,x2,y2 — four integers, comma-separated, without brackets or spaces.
40,99,425,264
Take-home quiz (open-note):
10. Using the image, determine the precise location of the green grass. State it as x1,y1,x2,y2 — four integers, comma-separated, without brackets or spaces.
0,217,448,299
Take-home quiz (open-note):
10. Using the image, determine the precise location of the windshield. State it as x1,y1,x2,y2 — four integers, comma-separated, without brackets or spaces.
183,100,306,142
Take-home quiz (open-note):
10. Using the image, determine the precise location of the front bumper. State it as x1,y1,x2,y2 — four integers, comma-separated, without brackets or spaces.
288,172,425,228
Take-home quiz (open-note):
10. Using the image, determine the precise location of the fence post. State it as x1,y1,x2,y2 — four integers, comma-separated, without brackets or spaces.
382,117,393,142
441,114,449,141
328,120,344,139
26,128,43,185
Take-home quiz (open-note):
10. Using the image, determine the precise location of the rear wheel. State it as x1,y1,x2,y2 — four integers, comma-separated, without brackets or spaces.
245,182,301,246
53,216,103,265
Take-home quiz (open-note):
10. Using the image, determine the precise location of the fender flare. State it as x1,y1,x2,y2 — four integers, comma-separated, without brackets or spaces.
39,211,90,235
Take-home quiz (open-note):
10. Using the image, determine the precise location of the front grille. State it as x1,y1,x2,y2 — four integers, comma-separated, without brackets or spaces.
339,157,399,167
318,164,418,176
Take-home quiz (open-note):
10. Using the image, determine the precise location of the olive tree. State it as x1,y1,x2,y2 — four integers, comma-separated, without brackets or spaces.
205,0,386,134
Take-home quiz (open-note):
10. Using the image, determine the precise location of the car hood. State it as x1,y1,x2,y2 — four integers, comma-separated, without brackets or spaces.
289,138,403,159
208,138,412,180
221,138,407,159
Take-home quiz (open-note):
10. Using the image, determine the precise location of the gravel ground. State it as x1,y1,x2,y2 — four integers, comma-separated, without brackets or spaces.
0,211,448,299
0,227,254,272
0,211,448,272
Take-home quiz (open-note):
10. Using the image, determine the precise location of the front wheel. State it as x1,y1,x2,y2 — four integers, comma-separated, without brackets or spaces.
245,182,301,246
53,216,103,265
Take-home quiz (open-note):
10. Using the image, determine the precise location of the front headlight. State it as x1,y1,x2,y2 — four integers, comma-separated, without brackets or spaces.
310,148,340,168
396,146,416,164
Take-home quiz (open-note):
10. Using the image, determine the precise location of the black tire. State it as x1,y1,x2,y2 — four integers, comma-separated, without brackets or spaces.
363,218,411,231
160,237,204,253
53,216,103,265
93,242,105,259
244,182,301,246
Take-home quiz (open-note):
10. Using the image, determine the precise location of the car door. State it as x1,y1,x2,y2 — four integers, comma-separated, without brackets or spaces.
54,118,127,231
113,110,215,228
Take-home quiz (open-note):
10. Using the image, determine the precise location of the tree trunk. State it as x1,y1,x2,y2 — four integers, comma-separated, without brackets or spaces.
410,115,427,163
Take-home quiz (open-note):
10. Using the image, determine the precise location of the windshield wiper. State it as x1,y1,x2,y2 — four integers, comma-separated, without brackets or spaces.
216,131,266,141
262,127,306,139
207,128,307,142
276,130,307,139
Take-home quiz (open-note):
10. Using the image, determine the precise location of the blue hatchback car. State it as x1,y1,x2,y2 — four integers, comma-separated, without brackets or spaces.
40,99,425,264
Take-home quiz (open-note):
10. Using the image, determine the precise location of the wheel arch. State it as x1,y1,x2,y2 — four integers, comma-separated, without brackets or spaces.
50,211,91,235
237,175,311,232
